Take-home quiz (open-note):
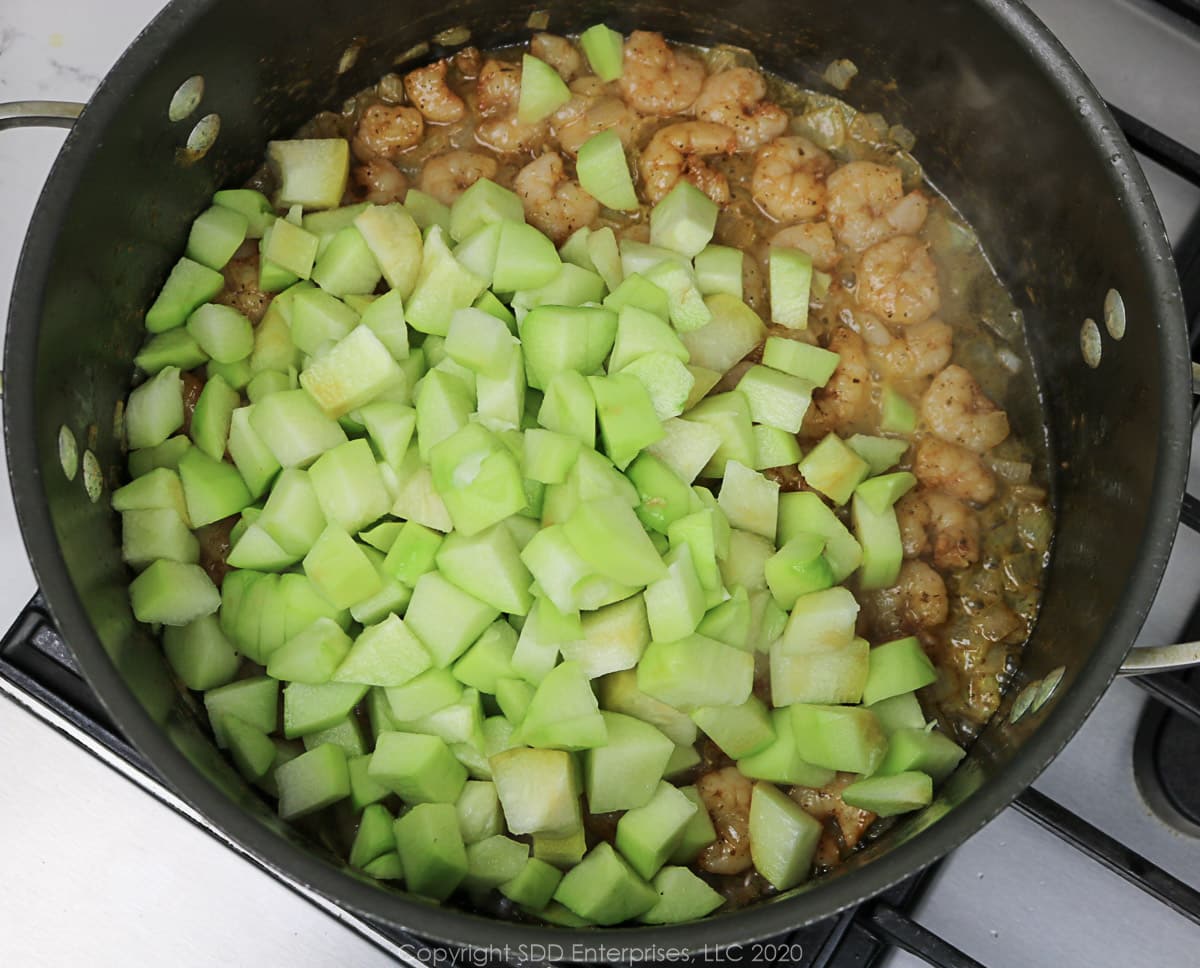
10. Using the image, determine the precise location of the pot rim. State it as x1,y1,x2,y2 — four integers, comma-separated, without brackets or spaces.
3,0,1191,953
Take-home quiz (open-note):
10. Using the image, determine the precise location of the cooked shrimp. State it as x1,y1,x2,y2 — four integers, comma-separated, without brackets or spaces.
216,240,271,323
771,221,838,272
896,490,933,559
922,365,1010,453
552,78,641,156
417,149,499,205
618,30,706,116
790,774,876,868
868,318,953,380
515,151,599,244
404,59,466,124
801,327,871,436
531,33,582,81
695,68,788,150
913,436,996,504
856,236,940,325
696,767,754,875
894,558,950,628
351,103,424,162
452,46,483,80
351,159,409,205
476,59,546,154
752,137,835,223
640,121,738,205
826,161,929,251
897,490,981,569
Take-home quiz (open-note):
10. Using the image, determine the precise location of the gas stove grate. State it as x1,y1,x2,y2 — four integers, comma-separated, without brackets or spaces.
3,2,1200,965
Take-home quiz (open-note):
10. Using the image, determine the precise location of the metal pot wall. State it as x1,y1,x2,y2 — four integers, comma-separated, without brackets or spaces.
1,0,1193,953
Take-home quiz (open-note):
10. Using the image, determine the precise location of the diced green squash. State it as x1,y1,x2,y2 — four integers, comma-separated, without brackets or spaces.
501,857,563,909
490,746,581,836
852,494,904,591
679,294,766,374
645,417,722,485
450,178,524,243
266,617,353,684
561,595,651,679
618,353,695,421
769,246,814,329
780,585,860,652
868,691,927,735
385,667,463,722
615,781,698,880
464,834,530,891
650,181,718,258
846,434,910,475
862,636,938,705
213,188,274,239
302,716,367,757
121,507,198,570
405,188,452,233
456,780,504,844
639,866,725,923
135,329,209,374
691,696,774,759
770,637,870,705
405,225,488,336
301,326,404,419
289,287,359,354
790,703,888,774
370,730,467,802
643,545,706,644
603,272,670,322
354,203,423,298
553,842,658,925
282,680,368,738
348,753,390,810
697,585,753,649
436,523,534,616
579,23,624,81
224,715,278,782
644,261,711,333
349,803,396,869
799,433,871,506
762,335,840,386
748,782,822,889
717,460,779,541
532,828,588,870
878,726,965,781
429,424,527,536
404,571,499,667
204,676,279,747
128,435,192,479
162,614,239,691
515,660,606,751
333,614,432,687
563,496,666,587
522,304,617,391
597,668,697,746
880,385,917,434
308,438,390,533
276,743,350,819
686,391,756,478
737,708,835,787
145,258,224,333
585,711,674,813
637,635,754,711
856,471,918,515
841,771,933,816
250,389,348,468
777,491,863,583
262,217,320,279
126,366,185,451
764,533,835,610
494,219,563,291
577,129,638,211
302,525,383,609
130,559,221,626
267,138,350,211
669,786,718,863
393,802,468,900
693,244,743,299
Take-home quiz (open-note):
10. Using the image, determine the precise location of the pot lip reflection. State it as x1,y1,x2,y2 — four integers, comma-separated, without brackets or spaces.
3,0,1191,951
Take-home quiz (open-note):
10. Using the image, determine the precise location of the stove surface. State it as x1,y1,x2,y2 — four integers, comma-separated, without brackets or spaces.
2,2,1199,967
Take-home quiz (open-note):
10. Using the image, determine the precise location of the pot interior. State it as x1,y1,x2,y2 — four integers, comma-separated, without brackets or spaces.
7,0,1187,944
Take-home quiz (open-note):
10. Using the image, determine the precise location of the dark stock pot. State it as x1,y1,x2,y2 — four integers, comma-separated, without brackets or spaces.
1,0,1194,954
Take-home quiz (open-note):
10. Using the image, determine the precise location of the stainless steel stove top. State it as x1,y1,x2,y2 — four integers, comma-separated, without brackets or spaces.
2,2,1199,965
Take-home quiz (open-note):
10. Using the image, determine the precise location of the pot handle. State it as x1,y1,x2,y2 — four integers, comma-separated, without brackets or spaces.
0,100,84,131
1118,363,1200,676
